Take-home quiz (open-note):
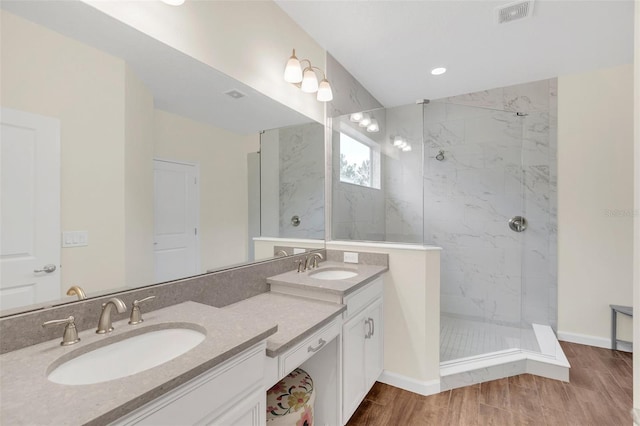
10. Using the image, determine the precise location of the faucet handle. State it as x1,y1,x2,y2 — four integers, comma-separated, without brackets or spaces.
42,316,80,346
129,296,156,325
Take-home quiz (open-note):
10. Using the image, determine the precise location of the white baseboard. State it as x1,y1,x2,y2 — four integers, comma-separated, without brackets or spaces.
557,331,611,349
377,370,441,396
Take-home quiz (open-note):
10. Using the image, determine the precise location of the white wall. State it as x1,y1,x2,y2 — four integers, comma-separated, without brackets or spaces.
326,241,441,392
557,64,635,347
124,67,155,288
1,10,127,296
85,0,325,124
154,110,258,272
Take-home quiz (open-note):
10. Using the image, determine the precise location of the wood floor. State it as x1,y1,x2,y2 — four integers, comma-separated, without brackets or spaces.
347,341,633,425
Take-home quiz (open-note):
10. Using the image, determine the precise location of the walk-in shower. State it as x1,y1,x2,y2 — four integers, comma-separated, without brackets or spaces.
331,78,565,385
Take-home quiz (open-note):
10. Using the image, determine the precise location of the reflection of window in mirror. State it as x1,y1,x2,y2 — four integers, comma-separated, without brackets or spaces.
339,133,381,189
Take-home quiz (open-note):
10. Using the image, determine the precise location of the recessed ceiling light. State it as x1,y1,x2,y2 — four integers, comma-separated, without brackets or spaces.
431,67,447,76
162,0,185,6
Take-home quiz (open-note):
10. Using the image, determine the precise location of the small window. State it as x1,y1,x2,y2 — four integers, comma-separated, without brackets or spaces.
339,133,380,189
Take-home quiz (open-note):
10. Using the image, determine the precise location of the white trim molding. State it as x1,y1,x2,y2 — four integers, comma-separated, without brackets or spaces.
558,331,633,353
557,331,611,349
377,370,441,396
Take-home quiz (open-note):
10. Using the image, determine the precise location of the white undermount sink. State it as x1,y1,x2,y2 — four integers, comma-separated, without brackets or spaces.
47,327,205,385
309,269,358,280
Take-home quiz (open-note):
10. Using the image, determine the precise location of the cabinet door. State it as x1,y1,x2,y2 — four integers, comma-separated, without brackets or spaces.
364,298,384,390
205,386,264,426
342,309,368,424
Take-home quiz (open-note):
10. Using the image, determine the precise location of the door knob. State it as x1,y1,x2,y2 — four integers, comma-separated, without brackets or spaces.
34,264,57,273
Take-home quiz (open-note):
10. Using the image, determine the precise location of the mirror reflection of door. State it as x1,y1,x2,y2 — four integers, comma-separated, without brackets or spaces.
153,159,199,283
1,108,61,310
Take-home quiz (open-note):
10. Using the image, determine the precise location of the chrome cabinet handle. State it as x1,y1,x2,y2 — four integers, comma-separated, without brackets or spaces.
307,338,326,353
370,317,375,337
34,264,56,273
364,318,372,339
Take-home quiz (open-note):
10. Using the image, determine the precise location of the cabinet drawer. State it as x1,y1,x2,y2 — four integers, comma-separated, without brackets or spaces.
344,277,383,319
279,317,341,379
113,343,266,425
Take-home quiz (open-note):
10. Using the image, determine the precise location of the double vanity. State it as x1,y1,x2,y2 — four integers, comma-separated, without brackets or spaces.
0,255,387,425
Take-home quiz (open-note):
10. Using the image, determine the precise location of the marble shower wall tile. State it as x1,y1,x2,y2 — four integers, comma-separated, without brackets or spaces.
278,123,325,239
426,78,557,328
326,53,383,118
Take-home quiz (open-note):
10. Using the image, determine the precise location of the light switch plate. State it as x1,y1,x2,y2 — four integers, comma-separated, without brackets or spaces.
343,252,359,263
62,231,89,248
293,248,306,255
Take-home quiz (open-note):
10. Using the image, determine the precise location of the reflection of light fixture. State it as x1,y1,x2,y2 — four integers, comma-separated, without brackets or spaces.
350,112,363,122
359,114,372,127
161,0,185,5
283,49,333,102
349,111,379,132
431,67,447,75
391,136,412,152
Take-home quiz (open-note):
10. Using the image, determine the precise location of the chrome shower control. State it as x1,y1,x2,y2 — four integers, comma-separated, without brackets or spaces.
509,216,528,232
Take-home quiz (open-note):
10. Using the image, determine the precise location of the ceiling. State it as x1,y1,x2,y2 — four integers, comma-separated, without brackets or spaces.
276,0,635,107
1,1,311,134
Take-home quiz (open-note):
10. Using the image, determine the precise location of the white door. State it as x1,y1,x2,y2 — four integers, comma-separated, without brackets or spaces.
0,108,61,310
153,159,199,283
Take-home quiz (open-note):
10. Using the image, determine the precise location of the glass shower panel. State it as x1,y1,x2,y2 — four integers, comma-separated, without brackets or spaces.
331,104,424,243
519,108,558,359
424,101,532,361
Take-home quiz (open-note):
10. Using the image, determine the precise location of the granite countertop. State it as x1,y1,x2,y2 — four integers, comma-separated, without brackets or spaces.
223,292,345,356
0,301,277,426
267,261,388,296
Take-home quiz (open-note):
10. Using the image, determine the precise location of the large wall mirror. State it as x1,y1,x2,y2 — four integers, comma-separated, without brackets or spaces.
0,1,325,316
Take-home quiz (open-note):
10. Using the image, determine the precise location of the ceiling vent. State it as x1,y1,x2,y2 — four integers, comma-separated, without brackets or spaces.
497,0,534,24
224,89,246,99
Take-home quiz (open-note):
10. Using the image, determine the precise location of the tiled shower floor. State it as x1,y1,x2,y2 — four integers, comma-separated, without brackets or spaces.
440,315,540,362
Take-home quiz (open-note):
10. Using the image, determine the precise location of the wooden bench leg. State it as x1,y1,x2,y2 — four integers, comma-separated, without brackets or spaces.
611,308,617,350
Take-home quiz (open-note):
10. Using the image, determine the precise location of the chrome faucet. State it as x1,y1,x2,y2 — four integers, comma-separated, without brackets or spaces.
96,297,127,334
275,250,288,257
305,253,324,270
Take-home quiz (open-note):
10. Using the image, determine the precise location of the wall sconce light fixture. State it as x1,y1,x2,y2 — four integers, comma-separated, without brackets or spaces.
284,49,333,102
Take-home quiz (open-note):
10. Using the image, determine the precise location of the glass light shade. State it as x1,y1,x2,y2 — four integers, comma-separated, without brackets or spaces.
317,79,333,102
399,141,408,149
431,67,447,76
162,0,185,5
402,145,412,152
359,114,371,127
393,136,404,147
366,120,379,132
350,112,363,122
284,53,303,83
300,68,319,93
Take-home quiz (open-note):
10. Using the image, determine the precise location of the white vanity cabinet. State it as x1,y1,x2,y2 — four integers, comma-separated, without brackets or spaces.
341,278,384,425
111,342,267,426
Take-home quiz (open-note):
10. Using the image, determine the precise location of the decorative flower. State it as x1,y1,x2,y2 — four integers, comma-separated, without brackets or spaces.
287,391,309,411
296,406,313,426
267,380,287,395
